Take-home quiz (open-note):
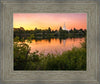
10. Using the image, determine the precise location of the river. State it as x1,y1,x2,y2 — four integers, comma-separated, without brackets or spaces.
27,38,85,55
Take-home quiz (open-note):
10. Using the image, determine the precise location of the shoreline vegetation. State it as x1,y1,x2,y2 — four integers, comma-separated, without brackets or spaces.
14,27,86,70
14,27,86,40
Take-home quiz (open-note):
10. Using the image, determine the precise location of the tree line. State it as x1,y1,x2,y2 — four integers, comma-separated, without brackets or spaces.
14,27,87,40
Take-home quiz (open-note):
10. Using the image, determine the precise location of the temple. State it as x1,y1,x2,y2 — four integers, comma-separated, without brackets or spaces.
62,23,69,31
62,23,67,30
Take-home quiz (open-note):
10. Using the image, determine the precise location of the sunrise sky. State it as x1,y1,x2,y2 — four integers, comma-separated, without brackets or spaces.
13,13,87,30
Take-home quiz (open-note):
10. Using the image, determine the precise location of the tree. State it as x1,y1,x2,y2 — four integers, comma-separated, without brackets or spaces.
35,27,37,31
48,27,51,33
59,26,62,31
14,42,31,70
69,29,73,33
20,27,25,31
73,28,78,33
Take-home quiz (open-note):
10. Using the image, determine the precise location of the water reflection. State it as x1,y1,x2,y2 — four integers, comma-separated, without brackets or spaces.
28,38,85,55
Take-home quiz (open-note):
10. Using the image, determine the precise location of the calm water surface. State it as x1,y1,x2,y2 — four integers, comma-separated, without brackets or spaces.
28,38,85,55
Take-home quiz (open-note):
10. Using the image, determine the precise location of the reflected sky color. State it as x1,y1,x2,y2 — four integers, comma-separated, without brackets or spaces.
13,13,87,30
27,38,85,55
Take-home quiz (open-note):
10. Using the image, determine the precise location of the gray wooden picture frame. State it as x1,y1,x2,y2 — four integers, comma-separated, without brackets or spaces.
0,0,100,84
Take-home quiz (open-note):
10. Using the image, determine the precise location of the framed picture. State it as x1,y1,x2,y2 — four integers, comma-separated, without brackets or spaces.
0,0,100,84
13,13,87,70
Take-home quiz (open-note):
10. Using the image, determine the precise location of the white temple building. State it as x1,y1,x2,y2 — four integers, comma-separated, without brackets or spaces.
62,23,67,30
62,23,69,31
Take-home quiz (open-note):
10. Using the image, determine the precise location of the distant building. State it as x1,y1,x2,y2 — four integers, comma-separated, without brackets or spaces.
62,23,67,30
62,23,69,31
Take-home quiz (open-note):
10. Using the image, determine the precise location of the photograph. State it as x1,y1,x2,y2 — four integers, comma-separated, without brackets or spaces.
13,13,87,70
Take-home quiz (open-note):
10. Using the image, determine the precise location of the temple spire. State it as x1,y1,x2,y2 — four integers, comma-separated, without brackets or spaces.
63,23,67,30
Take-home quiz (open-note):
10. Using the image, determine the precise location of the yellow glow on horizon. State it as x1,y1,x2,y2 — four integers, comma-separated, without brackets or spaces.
13,13,87,30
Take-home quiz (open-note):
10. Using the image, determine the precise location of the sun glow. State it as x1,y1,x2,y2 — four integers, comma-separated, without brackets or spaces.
13,13,87,30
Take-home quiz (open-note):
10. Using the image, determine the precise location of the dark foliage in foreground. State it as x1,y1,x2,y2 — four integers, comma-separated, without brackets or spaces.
14,38,86,70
